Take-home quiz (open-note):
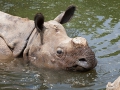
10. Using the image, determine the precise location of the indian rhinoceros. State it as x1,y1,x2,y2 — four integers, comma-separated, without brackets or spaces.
0,5,97,71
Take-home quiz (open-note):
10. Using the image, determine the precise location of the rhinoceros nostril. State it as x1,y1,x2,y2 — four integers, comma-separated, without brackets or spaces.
79,58,86,62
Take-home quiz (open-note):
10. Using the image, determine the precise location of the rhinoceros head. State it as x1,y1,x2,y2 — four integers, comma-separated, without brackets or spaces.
25,5,97,71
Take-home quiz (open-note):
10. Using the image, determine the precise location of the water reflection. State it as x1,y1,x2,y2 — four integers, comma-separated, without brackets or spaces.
0,63,97,90
0,0,120,90
39,69,97,88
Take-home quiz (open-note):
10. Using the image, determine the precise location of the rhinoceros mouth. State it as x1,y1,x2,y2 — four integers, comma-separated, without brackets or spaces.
76,58,90,69
73,58,97,71
66,58,91,71
66,65,88,71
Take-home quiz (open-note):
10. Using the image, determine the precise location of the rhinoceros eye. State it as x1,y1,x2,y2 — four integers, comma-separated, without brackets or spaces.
57,50,63,54
56,48,64,57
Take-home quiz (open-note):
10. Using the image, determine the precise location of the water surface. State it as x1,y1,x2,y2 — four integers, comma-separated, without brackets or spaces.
0,0,120,90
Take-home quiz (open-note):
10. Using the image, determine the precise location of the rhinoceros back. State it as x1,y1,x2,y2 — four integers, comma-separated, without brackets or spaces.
0,11,35,57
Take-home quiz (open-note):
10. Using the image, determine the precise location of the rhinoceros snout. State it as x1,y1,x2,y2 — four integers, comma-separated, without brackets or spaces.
66,57,97,72
69,37,97,71
75,58,97,71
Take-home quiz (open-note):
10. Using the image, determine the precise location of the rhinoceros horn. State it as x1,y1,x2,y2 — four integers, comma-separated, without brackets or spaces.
71,37,88,48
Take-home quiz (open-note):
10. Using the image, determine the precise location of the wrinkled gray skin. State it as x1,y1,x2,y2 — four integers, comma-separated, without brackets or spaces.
0,6,97,71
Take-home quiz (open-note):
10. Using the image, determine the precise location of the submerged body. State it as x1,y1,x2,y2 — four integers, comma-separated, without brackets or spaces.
0,6,97,71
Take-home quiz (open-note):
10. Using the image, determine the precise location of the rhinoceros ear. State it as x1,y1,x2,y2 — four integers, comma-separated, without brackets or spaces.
54,5,76,24
34,13,44,32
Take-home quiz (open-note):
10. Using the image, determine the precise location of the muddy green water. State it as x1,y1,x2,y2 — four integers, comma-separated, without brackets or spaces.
0,0,120,90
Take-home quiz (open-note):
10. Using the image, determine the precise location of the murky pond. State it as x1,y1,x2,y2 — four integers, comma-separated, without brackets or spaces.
0,0,120,90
